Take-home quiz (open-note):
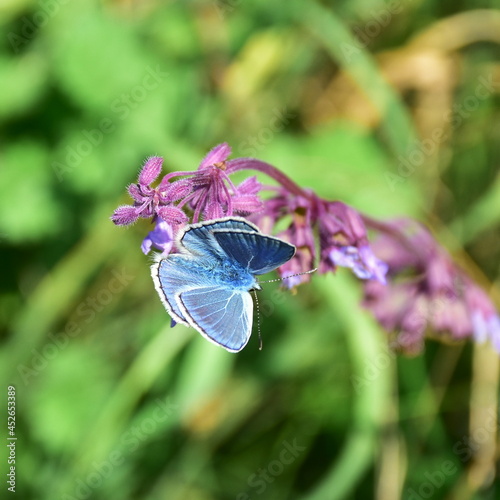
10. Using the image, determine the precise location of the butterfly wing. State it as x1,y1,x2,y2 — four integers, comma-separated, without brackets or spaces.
213,230,296,275
180,217,259,259
151,254,209,326
178,285,253,352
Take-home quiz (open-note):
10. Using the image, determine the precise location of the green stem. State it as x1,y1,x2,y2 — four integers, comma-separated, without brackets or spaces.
303,273,391,500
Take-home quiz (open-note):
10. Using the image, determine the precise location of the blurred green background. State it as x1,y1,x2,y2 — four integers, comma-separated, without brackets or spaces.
1,0,500,499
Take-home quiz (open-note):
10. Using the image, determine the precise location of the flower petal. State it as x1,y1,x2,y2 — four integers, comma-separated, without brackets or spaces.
156,205,188,225
139,157,163,186
471,310,489,343
488,315,500,352
232,194,264,215
235,176,262,195
161,179,192,202
111,205,140,225
203,201,225,220
127,183,146,203
141,218,174,255
329,245,388,284
199,143,231,169
359,246,389,284
329,202,368,243
279,250,314,289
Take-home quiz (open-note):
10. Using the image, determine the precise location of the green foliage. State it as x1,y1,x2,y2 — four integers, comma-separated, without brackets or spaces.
1,1,499,499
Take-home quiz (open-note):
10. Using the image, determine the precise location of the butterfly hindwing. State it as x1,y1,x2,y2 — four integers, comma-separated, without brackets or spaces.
178,286,253,352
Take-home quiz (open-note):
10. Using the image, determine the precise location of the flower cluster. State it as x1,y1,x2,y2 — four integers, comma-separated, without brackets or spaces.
362,219,500,354
248,186,387,287
112,143,499,354
111,144,264,255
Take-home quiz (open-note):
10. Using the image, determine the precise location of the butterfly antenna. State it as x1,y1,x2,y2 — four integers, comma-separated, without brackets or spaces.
252,289,263,350
257,268,318,285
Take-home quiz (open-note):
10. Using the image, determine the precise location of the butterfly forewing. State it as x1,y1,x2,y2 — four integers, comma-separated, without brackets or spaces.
213,230,295,275
181,217,259,258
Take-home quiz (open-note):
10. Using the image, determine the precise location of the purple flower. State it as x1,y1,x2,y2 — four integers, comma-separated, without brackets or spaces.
112,144,265,235
279,210,316,287
464,282,500,351
200,142,232,169
111,156,188,227
317,202,387,284
141,218,174,256
255,191,316,287
329,245,388,283
245,180,386,286
185,144,264,221
362,219,500,354
231,176,264,215
280,249,314,288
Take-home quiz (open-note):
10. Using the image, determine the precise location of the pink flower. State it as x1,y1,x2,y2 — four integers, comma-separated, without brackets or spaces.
111,156,187,227
362,220,500,354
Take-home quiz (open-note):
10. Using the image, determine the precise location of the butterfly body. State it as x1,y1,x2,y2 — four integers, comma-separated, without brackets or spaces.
166,253,259,291
151,217,295,352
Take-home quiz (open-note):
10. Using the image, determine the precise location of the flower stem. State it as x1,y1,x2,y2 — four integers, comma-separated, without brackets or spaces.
227,158,312,200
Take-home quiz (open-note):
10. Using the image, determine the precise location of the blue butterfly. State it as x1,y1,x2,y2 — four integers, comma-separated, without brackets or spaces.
151,217,296,352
